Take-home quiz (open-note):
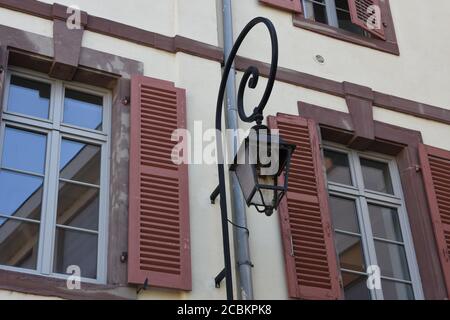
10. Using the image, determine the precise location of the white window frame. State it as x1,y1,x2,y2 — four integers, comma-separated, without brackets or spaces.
0,67,111,284
302,0,339,27
324,142,424,300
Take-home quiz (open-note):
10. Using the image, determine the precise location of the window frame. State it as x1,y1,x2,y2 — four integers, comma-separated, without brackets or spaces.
0,67,111,284
293,0,399,55
324,142,424,300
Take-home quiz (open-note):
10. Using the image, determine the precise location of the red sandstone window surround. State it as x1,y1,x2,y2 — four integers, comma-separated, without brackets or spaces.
259,0,399,55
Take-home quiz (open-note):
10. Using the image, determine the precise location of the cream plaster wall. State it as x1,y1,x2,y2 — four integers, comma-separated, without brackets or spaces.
373,107,450,151
0,290,60,300
38,0,219,46
232,0,450,109
0,7,53,37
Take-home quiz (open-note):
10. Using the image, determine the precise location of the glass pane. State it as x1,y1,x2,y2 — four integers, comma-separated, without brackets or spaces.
342,271,371,300
324,150,352,185
335,0,349,10
335,233,366,272
60,139,101,185
2,127,47,174
312,0,327,24
235,163,256,204
7,75,50,119
63,89,103,130
360,158,394,194
382,279,414,300
368,204,403,242
57,182,99,231
335,0,365,35
0,219,40,270
53,227,98,279
374,240,411,280
0,170,43,221
250,174,275,207
329,196,359,233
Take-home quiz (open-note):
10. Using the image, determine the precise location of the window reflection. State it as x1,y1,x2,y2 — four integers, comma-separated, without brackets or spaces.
335,233,366,272
342,271,371,300
0,171,43,221
381,279,414,300
0,127,46,223
63,89,103,131
53,227,98,279
329,196,359,233
324,150,352,185
0,219,40,270
374,240,411,281
368,205,403,242
60,139,100,185
57,182,99,231
7,75,50,119
2,127,47,174
360,158,394,194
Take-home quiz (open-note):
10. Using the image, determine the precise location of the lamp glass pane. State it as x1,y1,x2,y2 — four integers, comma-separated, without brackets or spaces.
250,174,274,206
234,163,256,204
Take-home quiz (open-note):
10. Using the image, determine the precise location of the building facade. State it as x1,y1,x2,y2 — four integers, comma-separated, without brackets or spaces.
0,0,449,300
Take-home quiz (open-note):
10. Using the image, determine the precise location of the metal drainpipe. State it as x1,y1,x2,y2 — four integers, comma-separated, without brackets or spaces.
221,0,254,300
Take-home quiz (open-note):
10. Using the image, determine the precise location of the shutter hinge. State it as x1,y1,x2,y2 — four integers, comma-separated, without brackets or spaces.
121,96,130,105
325,222,332,237
289,235,295,257
136,278,149,294
403,165,421,174
120,251,128,263
443,248,449,262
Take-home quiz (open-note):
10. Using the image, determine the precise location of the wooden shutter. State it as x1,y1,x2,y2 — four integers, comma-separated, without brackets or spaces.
128,75,191,291
419,144,450,298
268,114,342,300
348,0,386,40
260,0,302,13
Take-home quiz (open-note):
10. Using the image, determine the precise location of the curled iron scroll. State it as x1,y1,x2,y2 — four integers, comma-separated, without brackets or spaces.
216,17,278,127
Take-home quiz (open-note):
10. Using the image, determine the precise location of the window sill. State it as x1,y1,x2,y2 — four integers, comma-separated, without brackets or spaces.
292,14,399,56
0,269,132,300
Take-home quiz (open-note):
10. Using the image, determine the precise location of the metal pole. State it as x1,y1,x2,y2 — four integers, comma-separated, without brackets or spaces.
222,0,254,300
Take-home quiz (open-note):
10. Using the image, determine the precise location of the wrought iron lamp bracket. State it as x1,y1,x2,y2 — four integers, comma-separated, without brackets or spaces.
213,17,279,300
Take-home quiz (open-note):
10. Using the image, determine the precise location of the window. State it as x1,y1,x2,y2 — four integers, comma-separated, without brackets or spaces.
0,68,110,283
323,145,423,300
302,0,368,36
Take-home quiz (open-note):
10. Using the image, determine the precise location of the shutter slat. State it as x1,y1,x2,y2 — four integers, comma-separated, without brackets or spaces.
419,144,450,298
348,0,386,40
128,75,191,291
268,115,342,300
259,0,302,13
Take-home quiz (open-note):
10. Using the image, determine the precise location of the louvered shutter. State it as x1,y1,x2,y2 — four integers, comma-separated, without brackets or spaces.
260,0,302,13
128,75,191,291
418,144,450,298
268,114,342,300
348,0,386,40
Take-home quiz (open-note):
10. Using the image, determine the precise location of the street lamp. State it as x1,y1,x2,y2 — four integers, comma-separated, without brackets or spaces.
212,17,296,300
230,126,295,216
